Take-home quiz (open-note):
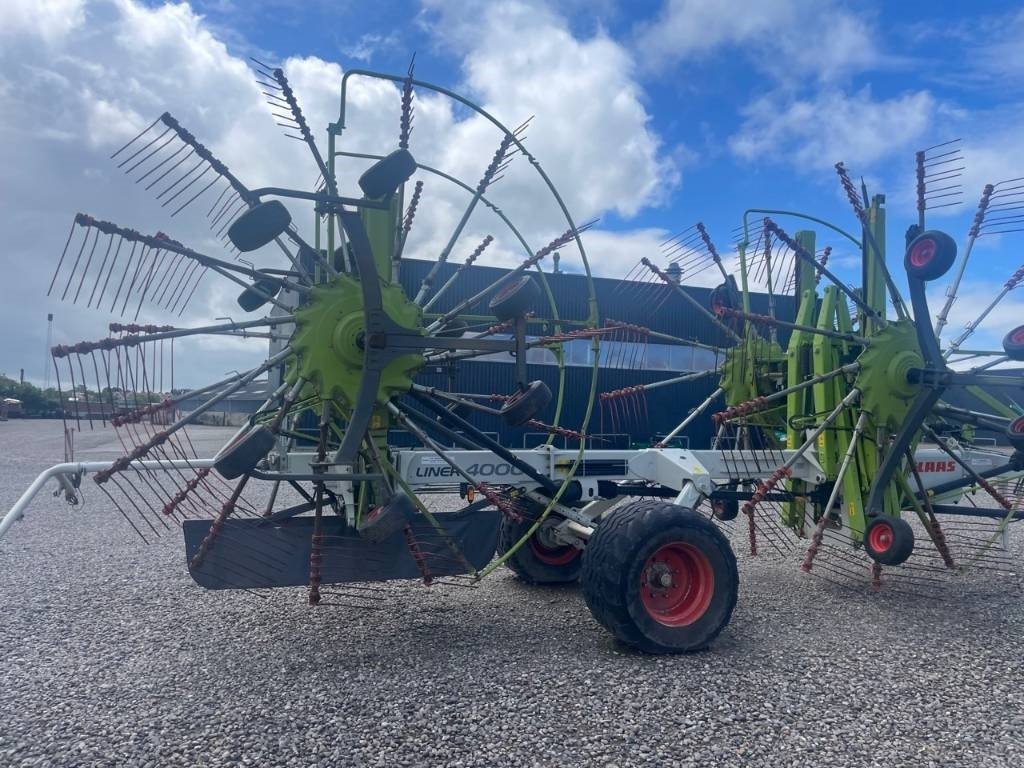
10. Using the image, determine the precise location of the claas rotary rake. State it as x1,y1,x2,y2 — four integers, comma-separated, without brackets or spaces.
606,142,1024,601
5,63,1024,654
5,63,748,654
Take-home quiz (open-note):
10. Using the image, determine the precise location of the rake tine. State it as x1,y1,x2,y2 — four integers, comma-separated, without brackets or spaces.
170,172,222,217
110,115,164,160
87,234,119,308
59,224,95,301
155,157,206,201
144,147,196,192
137,142,189,185
122,130,175,174
72,226,104,304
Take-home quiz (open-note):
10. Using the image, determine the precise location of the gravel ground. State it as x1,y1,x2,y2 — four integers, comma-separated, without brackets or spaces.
2,419,1024,767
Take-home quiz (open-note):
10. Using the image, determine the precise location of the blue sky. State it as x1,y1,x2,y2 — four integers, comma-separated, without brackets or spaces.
174,0,1024,228
2,0,1023,386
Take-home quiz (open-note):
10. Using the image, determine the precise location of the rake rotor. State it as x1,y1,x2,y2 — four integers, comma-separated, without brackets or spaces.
38,64,601,608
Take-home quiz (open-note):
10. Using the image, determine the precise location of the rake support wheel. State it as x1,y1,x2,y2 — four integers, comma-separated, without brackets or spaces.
213,426,276,480
489,275,540,321
497,514,582,584
864,516,915,566
581,500,738,654
904,230,957,281
500,380,552,426
1003,325,1024,361
358,493,417,544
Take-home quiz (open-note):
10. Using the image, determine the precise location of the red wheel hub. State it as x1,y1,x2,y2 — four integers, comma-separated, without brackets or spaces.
1011,417,1024,435
868,521,894,553
1011,326,1024,344
909,238,936,267
529,534,580,566
639,542,714,627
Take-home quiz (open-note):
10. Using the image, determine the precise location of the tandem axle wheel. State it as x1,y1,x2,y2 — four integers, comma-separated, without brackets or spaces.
580,500,738,654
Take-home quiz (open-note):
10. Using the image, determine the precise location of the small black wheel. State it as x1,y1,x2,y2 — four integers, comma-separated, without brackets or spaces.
214,426,276,479
709,283,733,315
358,148,417,200
1007,416,1024,451
358,492,416,544
500,380,552,426
1002,325,1024,361
489,275,539,321
228,200,292,252
904,230,957,281
864,515,915,565
237,271,282,312
711,498,738,521
581,500,738,654
498,513,582,584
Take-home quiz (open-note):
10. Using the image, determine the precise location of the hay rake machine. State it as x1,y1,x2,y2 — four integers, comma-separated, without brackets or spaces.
6,62,1024,655
4,62,748,653
605,141,1024,599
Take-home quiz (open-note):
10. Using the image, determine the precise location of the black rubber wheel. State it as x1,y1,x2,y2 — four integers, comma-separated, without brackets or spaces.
581,500,738,654
489,276,539,321
228,200,292,252
214,426,275,479
237,271,282,312
711,498,739,521
358,148,417,200
1007,416,1024,451
500,380,552,426
709,283,733,315
1002,325,1024,361
498,513,582,584
864,515,915,565
904,230,957,281
358,492,416,544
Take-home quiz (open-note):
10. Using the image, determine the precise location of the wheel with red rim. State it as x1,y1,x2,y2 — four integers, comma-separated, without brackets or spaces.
639,542,715,626
904,230,957,281
497,512,582,584
1002,325,1024,361
488,275,540,321
357,492,416,544
500,379,552,426
213,425,275,480
581,500,737,653
1007,416,1024,452
712,498,739,521
709,284,732,316
864,515,914,566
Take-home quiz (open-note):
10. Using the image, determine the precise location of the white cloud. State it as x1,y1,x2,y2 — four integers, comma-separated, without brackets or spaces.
0,0,678,390
0,0,86,44
634,0,882,83
420,0,677,221
729,87,938,170
342,32,400,63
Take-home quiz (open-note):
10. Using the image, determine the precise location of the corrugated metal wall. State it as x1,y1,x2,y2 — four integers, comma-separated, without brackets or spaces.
398,258,795,449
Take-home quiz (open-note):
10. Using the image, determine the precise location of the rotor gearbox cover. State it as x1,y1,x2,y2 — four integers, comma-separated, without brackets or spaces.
288,275,424,407
853,320,924,428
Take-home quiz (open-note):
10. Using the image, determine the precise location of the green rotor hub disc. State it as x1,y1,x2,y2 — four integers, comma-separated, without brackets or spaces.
289,275,425,408
853,320,923,429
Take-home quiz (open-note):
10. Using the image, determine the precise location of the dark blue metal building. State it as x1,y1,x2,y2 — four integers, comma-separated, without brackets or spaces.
398,258,793,450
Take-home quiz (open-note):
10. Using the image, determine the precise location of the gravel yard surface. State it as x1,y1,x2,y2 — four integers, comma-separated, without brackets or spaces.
2,419,1024,767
